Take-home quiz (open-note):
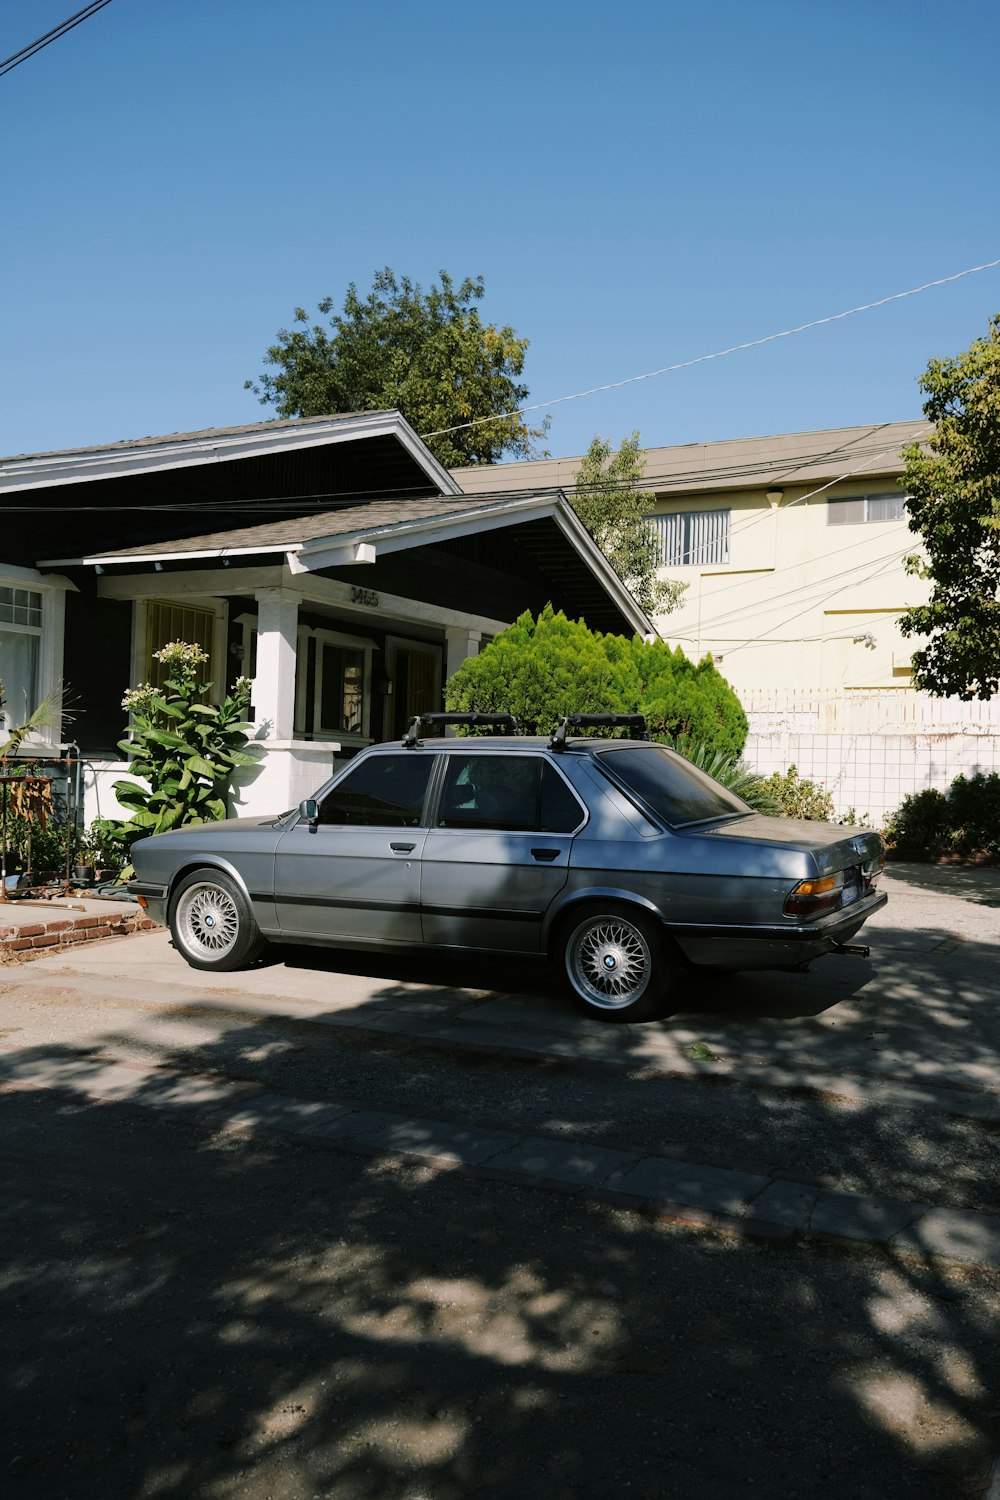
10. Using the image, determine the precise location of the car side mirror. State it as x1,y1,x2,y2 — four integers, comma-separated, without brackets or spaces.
299,798,319,826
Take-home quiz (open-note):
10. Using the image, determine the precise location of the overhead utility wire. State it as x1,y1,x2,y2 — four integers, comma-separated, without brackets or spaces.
729,428,932,540
720,553,906,660
420,258,1000,441
0,1,114,78
669,542,914,642
1,429,923,513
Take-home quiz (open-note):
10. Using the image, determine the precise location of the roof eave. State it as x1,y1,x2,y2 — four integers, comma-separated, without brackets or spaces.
0,410,461,497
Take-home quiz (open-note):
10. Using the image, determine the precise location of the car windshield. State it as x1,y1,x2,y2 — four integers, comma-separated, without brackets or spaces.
595,745,751,828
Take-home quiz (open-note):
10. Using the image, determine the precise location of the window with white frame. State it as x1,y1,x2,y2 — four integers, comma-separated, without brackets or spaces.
0,584,44,730
295,627,374,741
649,509,730,566
827,493,907,525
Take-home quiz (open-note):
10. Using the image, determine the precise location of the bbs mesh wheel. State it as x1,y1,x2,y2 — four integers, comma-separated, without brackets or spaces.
169,869,266,972
561,905,672,1021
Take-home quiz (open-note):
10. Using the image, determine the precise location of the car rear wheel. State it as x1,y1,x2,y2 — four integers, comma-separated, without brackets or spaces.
560,905,673,1022
170,869,266,972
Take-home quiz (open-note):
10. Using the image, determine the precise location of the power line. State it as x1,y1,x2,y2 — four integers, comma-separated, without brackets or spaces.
713,553,907,660
0,1,114,80
668,542,913,641
420,257,1000,442
0,428,925,513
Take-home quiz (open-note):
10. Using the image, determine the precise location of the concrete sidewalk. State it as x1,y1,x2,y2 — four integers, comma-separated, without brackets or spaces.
3,1043,1000,1269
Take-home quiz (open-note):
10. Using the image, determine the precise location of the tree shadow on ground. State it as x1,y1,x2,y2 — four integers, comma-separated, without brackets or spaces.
3,1021,1000,1498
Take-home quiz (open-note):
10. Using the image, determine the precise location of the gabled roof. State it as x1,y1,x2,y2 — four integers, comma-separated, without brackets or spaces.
451,420,928,499
0,410,460,497
81,490,655,638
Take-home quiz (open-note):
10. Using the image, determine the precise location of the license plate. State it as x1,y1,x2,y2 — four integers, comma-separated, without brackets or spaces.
841,869,861,905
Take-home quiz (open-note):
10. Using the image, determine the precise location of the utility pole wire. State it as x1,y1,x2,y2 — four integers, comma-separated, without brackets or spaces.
0,1,115,79
420,257,1000,441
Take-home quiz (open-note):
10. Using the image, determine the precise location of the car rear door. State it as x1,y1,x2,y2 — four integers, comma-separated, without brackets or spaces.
272,752,433,944
420,751,583,953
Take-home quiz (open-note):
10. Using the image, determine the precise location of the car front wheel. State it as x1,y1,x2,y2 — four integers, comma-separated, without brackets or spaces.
561,905,672,1021
169,869,266,972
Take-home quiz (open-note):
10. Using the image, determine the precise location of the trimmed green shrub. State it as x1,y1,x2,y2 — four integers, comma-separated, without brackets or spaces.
757,764,835,821
445,606,747,757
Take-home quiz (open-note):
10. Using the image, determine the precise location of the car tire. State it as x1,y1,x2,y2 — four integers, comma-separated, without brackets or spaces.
169,868,266,972
560,904,674,1022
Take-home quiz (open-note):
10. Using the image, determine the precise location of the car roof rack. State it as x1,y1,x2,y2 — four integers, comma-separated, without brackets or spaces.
402,712,519,748
549,713,649,751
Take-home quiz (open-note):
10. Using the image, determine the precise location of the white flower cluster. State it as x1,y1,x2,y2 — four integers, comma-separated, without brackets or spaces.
153,641,209,669
232,675,253,698
121,683,156,711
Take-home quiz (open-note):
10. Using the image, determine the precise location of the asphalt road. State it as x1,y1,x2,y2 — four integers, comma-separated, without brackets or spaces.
3,864,1000,1498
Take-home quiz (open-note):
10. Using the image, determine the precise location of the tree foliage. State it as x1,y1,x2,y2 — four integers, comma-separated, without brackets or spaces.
246,267,547,468
445,605,747,757
898,313,1000,697
570,433,686,616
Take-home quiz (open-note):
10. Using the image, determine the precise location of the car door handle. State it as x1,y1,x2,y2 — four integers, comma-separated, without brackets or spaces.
390,841,416,853
531,848,560,862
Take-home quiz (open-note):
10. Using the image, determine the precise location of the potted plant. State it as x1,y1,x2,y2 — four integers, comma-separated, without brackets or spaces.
72,844,97,886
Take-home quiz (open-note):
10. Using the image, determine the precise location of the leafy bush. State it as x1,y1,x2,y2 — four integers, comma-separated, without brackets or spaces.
87,818,130,872
113,642,257,874
445,606,747,758
882,788,953,859
883,773,1000,860
757,764,835,821
946,773,1000,857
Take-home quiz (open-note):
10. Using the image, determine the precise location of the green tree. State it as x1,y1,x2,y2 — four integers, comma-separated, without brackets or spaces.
246,267,547,468
445,605,746,756
569,432,686,617
899,314,1000,698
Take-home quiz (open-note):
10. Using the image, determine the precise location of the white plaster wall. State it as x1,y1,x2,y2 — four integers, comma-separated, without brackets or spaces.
742,690,1000,823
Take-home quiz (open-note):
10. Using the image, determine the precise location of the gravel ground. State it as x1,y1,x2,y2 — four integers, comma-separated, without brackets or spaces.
4,1089,1000,1500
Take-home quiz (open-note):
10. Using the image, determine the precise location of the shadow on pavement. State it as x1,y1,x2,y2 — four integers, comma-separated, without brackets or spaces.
3,1039,1000,1500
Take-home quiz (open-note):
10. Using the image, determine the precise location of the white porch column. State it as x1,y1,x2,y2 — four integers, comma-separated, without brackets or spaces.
444,627,482,737
253,587,298,739
445,625,482,681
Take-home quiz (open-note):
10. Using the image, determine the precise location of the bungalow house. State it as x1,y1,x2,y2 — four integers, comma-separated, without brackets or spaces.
1,411,652,820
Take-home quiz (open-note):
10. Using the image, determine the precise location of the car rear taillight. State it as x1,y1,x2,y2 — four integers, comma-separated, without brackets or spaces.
862,854,885,890
784,872,845,918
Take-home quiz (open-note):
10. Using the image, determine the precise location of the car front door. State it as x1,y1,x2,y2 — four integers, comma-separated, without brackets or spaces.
273,752,433,944
420,752,583,953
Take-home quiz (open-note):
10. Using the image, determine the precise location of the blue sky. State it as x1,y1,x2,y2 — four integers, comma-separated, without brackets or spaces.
3,0,999,461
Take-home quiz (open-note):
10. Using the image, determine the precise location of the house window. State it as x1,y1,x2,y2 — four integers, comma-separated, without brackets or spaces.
827,494,906,525
295,627,373,741
650,510,730,566
144,600,218,687
0,586,43,729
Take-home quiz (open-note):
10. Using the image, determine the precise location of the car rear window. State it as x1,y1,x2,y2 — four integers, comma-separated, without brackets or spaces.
595,745,750,827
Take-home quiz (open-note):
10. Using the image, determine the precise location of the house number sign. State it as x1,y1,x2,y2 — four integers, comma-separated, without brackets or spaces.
351,586,379,608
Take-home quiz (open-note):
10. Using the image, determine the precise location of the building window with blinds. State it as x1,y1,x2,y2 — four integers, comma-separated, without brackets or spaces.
650,509,730,567
827,494,907,525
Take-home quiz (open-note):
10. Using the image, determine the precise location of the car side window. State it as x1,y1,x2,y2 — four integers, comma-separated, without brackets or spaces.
438,755,582,834
318,754,433,827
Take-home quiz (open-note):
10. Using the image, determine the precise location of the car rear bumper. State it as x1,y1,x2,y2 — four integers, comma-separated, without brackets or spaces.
668,889,888,970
